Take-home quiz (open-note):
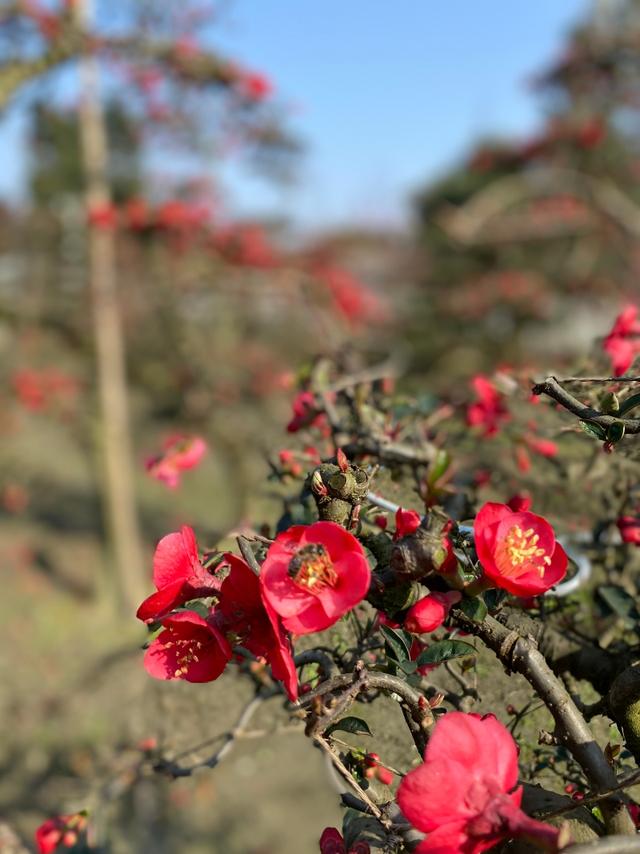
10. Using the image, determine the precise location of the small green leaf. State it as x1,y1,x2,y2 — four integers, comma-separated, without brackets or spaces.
597,584,638,623
428,450,451,486
380,625,411,663
325,716,373,738
459,596,488,623
399,659,418,675
618,392,640,417
606,420,626,444
416,639,476,666
599,391,620,414
483,589,507,611
579,420,607,441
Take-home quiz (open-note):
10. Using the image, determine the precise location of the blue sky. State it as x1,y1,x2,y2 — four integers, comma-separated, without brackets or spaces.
0,0,589,232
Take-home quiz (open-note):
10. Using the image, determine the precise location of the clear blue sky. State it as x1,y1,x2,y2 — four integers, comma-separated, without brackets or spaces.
0,0,589,232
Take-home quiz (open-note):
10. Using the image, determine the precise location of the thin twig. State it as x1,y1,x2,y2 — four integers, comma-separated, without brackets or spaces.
531,377,640,434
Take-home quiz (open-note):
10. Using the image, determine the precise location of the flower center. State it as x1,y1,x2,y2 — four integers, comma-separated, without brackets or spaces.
288,543,338,592
496,524,551,578
163,633,205,677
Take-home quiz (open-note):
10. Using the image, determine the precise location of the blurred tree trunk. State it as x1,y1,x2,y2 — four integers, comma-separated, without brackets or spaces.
75,0,145,613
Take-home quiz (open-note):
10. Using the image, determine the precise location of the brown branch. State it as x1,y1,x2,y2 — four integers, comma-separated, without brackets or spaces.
452,611,635,836
561,838,640,854
531,376,640,434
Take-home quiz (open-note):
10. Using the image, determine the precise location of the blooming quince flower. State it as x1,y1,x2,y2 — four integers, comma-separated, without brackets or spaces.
136,526,221,623
144,610,232,683
145,434,207,489
35,812,88,854
397,712,560,854
404,591,462,634
394,507,422,540
260,521,371,634
474,502,567,597
319,827,370,854
217,554,298,700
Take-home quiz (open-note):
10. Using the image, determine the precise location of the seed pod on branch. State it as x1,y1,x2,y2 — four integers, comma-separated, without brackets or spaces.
390,507,455,580
307,462,370,527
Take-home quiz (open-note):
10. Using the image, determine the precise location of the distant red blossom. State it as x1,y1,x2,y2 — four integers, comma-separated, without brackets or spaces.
12,368,79,413
145,434,207,489
603,304,640,376
136,525,221,623
397,712,559,853
211,223,278,267
474,502,567,597
35,812,88,854
286,391,329,434
315,265,387,327
319,827,370,854
617,516,640,546
260,521,371,634
466,375,510,437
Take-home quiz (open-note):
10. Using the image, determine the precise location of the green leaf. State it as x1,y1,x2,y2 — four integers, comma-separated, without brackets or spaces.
459,596,488,623
380,625,412,663
416,639,476,666
428,450,451,487
325,716,373,738
597,585,638,623
399,659,418,675
618,392,640,417
606,420,626,444
483,588,507,611
579,420,607,441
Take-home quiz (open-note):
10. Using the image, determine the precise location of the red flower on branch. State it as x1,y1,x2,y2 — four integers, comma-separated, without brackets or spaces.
319,827,370,854
397,712,559,854
474,502,567,597
260,522,371,634
136,526,221,623
466,375,510,437
145,434,207,489
217,554,298,700
286,391,328,434
404,591,462,634
35,812,88,854
393,507,422,540
144,610,232,683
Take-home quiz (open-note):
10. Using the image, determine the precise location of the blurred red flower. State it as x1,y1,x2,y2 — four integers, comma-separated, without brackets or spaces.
603,304,640,376
145,434,207,489
617,516,640,546
404,591,461,634
393,507,422,540
466,375,510,437
319,827,370,854
35,812,87,854
260,521,371,634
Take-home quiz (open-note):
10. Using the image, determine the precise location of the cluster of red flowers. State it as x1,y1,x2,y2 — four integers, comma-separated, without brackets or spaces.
35,812,87,854
11,368,80,414
145,434,207,489
466,375,510,437
603,304,640,376
138,521,372,699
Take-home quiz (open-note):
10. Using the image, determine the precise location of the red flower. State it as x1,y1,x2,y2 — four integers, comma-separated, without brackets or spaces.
234,68,273,101
87,201,118,229
217,554,298,700
136,526,221,623
397,712,559,854
144,610,232,682
466,375,510,437
603,305,640,376
618,516,640,546
286,391,327,433
474,502,567,597
319,827,370,854
404,591,462,634
524,435,558,457
35,813,87,854
145,434,207,489
394,507,422,540
260,522,371,634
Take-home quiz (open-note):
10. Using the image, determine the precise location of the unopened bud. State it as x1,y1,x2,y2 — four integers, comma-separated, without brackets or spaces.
428,692,445,709
336,448,349,472
311,469,328,496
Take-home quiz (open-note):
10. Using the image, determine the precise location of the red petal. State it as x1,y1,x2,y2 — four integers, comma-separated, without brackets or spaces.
136,579,189,623
152,526,200,589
